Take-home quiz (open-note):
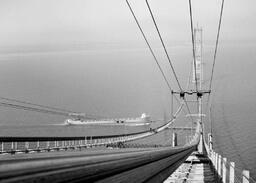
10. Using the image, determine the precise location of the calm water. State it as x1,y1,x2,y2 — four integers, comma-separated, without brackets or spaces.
0,44,255,179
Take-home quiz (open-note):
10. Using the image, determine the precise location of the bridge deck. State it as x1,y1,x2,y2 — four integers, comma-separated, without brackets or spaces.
163,152,220,183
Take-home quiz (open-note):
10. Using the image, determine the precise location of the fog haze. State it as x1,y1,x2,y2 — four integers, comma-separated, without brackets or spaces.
0,0,255,125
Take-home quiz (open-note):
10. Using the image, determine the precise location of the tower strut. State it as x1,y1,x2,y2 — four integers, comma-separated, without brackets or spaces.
172,90,211,98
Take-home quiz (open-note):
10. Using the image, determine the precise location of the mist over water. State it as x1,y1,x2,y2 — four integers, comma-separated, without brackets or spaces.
0,43,255,178
205,44,256,179
0,0,255,181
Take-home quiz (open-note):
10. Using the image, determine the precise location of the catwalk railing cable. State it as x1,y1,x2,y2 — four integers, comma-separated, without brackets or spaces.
125,0,193,122
0,1,202,127
0,101,105,120
0,102,69,117
145,0,194,124
145,0,182,92
207,0,225,110
0,96,74,113
126,0,172,93
207,0,225,156
209,0,225,92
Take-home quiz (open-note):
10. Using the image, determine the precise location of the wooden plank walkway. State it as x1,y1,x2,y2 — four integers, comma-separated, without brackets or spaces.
163,152,221,183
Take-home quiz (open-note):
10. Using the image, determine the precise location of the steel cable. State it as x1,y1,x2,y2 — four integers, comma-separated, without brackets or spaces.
145,0,183,92
125,0,172,92
126,0,193,120
144,0,194,123
0,101,100,119
0,96,74,113
209,0,225,92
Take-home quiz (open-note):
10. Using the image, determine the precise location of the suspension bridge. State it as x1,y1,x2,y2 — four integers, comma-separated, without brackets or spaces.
0,0,255,183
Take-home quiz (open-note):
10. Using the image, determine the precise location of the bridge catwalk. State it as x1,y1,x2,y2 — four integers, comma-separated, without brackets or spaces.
0,0,255,182
0,145,196,183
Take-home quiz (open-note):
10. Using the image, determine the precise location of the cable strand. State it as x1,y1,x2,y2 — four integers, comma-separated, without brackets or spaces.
145,0,183,92
209,0,225,91
125,0,172,92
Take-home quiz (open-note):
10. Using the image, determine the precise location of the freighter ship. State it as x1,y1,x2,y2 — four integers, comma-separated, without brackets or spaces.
64,113,151,126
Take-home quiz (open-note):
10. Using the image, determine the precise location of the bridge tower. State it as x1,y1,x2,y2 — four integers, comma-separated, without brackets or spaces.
193,26,203,115
193,26,205,153
192,26,203,90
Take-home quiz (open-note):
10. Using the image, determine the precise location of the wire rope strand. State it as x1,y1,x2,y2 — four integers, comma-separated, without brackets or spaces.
0,101,101,119
145,0,183,92
144,0,195,123
125,0,172,92
206,0,225,152
209,0,225,91
0,102,69,116
0,96,74,113
126,0,192,119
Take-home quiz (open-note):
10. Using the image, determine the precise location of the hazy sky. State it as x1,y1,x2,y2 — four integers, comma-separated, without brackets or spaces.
0,0,255,50
0,0,256,124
